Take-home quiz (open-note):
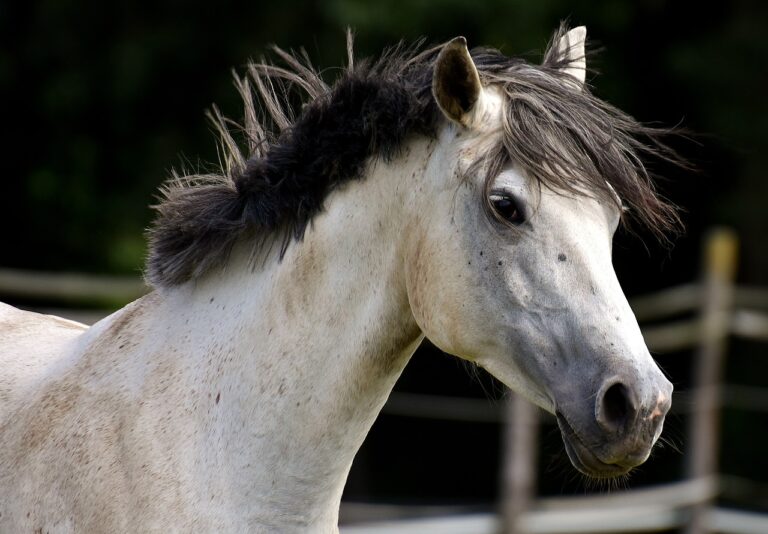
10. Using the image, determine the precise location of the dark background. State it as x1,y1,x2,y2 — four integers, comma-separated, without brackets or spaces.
2,0,767,515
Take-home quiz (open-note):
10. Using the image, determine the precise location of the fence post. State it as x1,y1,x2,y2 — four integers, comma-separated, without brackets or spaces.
685,228,738,534
500,393,537,534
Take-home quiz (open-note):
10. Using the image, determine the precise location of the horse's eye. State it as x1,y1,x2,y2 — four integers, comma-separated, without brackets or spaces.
490,192,525,224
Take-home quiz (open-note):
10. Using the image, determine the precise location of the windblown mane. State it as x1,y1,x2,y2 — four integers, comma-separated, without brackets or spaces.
146,26,682,288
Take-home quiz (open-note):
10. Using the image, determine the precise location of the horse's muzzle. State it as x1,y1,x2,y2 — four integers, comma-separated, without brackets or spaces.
556,376,673,478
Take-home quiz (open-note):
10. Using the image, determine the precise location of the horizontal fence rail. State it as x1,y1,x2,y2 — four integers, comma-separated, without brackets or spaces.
0,268,148,303
340,506,768,534
3,269,768,335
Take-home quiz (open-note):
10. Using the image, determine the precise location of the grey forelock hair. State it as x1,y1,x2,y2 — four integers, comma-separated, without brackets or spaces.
474,26,685,235
145,26,684,288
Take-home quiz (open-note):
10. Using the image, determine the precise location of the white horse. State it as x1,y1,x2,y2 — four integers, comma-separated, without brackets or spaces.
1,26,678,532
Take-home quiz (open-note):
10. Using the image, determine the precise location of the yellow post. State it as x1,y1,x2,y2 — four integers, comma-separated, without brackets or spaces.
685,228,738,533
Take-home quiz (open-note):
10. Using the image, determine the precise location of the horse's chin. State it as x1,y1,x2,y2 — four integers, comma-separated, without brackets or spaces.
556,414,633,479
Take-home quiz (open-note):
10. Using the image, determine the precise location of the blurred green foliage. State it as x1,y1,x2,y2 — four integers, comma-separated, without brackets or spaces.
2,0,766,282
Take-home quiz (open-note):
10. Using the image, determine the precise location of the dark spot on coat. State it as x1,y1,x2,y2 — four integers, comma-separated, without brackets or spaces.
558,253,567,262
215,392,220,404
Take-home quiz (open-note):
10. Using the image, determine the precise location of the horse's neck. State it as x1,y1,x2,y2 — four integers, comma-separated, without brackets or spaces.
133,139,435,528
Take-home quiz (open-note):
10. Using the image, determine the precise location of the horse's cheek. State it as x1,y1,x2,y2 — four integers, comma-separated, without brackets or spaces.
404,233,433,334
404,233,466,356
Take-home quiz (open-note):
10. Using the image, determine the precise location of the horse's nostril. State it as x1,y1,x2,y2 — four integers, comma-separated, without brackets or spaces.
604,383,629,423
597,382,636,433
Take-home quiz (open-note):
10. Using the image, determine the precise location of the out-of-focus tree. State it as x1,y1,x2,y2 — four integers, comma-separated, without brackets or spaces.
3,0,765,283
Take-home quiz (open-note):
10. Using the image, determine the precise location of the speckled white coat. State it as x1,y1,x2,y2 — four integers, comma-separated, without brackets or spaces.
0,28,671,533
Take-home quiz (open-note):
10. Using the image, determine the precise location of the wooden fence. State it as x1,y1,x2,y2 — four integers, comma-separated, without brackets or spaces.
508,228,767,534
2,227,767,533
345,228,768,533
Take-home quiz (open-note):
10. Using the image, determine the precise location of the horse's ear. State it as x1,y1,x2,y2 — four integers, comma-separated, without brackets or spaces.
551,26,587,88
433,37,483,126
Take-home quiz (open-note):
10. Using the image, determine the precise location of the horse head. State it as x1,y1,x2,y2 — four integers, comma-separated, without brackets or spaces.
406,27,674,478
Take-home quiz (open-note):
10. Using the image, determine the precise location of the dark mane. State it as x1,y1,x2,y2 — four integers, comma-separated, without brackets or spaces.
146,27,683,288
